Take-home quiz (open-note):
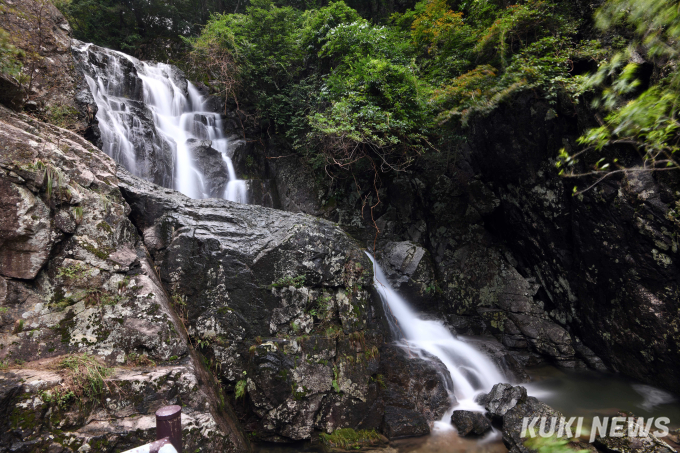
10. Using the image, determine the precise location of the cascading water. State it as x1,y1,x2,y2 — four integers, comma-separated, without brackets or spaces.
366,252,506,421
73,41,247,203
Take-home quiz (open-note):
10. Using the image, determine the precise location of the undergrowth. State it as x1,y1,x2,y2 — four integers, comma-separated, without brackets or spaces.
57,353,112,402
319,428,383,449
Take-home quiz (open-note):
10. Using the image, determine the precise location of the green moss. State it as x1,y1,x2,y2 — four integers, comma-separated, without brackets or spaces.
268,274,306,289
56,262,88,281
217,306,233,314
82,242,112,260
96,221,113,234
319,428,382,450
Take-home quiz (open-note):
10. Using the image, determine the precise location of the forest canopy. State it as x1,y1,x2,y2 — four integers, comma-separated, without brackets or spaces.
54,0,680,189
182,0,604,175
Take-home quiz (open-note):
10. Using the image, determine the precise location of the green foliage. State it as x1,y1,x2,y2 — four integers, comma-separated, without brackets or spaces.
524,435,589,453
235,379,247,399
72,206,84,224
46,104,80,129
56,262,89,281
556,0,680,193
319,428,382,449
186,0,628,192
55,0,241,53
41,389,76,409
0,28,23,78
332,365,341,392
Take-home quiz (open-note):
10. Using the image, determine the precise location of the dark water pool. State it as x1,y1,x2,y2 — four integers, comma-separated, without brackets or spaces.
253,365,680,452
525,365,680,426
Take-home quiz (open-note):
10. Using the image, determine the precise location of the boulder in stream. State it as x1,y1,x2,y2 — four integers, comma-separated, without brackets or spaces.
451,410,492,436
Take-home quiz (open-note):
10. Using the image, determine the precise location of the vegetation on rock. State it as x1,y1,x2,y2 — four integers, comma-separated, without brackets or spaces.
319,427,383,449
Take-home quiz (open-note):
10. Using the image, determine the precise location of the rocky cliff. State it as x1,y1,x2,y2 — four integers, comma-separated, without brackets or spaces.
248,92,679,394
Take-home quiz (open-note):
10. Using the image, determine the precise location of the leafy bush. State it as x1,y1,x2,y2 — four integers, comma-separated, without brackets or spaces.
556,0,680,192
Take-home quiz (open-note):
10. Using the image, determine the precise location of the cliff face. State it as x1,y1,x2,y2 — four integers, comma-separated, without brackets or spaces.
252,93,679,393
462,94,680,392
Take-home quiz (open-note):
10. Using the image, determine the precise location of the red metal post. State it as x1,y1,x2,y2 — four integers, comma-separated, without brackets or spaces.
155,405,182,453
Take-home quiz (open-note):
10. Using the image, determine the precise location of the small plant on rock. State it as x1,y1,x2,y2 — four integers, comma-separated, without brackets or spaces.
235,378,247,400
59,353,112,402
125,352,156,368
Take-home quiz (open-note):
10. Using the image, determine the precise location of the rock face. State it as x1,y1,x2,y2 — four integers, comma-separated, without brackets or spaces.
480,384,567,453
187,138,230,198
0,105,246,452
0,0,80,113
117,170,455,442
374,241,439,312
249,91,678,393
462,95,680,391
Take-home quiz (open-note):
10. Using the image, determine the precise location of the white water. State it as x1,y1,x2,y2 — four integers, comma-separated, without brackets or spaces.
75,41,247,202
366,252,506,425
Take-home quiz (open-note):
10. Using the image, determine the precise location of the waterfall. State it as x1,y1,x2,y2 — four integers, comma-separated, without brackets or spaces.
73,41,247,203
366,252,506,418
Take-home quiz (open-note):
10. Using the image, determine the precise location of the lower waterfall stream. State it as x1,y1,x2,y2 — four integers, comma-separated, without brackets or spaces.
366,252,506,416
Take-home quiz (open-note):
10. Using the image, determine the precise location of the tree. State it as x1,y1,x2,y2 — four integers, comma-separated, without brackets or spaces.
556,0,680,194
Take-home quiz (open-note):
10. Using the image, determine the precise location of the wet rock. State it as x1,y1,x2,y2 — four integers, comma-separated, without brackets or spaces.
117,167,395,441
186,138,229,198
379,344,453,427
375,241,439,312
245,179,281,209
0,74,23,110
117,166,375,339
462,94,680,391
479,384,564,453
479,383,527,419
382,405,430,439
267,154,325,216
451,410,492,437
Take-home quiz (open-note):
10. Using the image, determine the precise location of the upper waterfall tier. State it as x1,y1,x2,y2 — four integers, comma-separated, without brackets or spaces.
72,40,247,202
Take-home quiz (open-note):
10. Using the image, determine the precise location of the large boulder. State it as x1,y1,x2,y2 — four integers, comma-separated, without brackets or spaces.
479,384,563,453
0,105,247,452
117,168,459,442
378,344,453,430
